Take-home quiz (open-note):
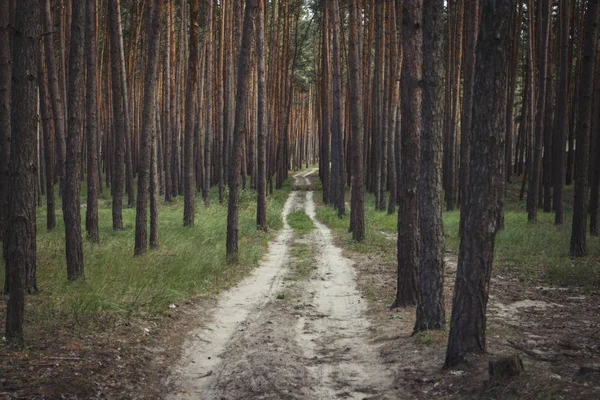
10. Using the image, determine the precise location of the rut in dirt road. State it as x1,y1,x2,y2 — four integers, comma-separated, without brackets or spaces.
168,170,402,399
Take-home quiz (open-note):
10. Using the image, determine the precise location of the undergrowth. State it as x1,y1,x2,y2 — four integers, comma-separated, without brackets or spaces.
316,183,600,289
0,180,291,334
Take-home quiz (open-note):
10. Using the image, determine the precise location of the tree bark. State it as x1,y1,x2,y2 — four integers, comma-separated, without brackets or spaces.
226,0,256,261
393,0,422,308
85,0,99,242
134,0,163,254
570,0,600,257
0,0,12,245
349,0,365,241
445,0,511,368
64,0,85,280
5,0,40,344
183,0,200,226
330,0,345,217
415,0,445,332
256,0,268,231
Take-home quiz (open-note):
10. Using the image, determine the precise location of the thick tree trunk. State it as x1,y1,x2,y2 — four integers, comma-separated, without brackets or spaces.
349,0,365,241
64,0,85,280
134,0,162,254
415,0,445,332
85,0,99,242
570,0,600,257
393,0,422,308
445,0,511,368
226,0,256,261
5,0,40,344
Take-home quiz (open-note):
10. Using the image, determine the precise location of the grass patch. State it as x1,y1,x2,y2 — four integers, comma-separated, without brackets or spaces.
314,182,600,289
287,211,315,237
289,242,316,279
414,330,447,346
0,180,291,334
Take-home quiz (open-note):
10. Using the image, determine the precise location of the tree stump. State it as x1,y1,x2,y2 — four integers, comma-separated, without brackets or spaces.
489,355,524,382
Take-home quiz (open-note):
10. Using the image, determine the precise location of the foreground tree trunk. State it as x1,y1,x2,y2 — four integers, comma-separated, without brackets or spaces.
226,0,256,261
64,0,85,280
570,0,600,257
85,0,99,242
134,0,162,255
415,0,445,332
348,0,365,241
445,0,511,368
5,0,40,344
393,0,422,308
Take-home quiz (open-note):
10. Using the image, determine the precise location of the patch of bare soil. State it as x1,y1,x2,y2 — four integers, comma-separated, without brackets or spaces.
0,296,215,399
168,169,403,399
342,230,600,399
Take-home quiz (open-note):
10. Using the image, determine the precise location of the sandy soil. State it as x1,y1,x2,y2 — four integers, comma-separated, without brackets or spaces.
167,169,403,399
167,169,600,399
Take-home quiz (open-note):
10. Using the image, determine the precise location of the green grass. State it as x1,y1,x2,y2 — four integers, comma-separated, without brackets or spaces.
1,180,291,331
289,242,316,278
315,182,600,289
287,211,315,237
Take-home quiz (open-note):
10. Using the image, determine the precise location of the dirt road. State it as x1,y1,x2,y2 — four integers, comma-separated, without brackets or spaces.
168,169,402,399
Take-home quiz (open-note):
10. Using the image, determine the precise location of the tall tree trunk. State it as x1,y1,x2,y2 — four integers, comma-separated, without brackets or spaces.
330,0,345,217
459,0,479,205
527,0,551,221
37,42,55,231
163,2,173,203
85,0,99,242
387,0,399,215
553,0,571,225
134,0,163,254
203,0,214,206
0,0,12,246
183,0,200,226
5,0,40,344
445,0,511,368
373,0,385,210
570,0,600,257
227,0,256,261
64,0,85,280
349,0,365,241
393,0,422,308
415,0,445,332
108,0,127,230
320,4,331,205
256,0,268,231
42,0,66,198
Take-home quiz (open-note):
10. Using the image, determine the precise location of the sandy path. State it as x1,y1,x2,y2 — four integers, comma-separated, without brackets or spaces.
168,170,401,399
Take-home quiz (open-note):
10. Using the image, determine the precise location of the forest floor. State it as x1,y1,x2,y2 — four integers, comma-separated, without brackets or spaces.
2,170,600,399
166,169,600,399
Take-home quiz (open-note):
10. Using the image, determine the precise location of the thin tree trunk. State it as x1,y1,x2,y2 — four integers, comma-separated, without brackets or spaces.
85,0,99,242
38,42,55,231
330,0,345,217
183,0,199,226
256,0,268,231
